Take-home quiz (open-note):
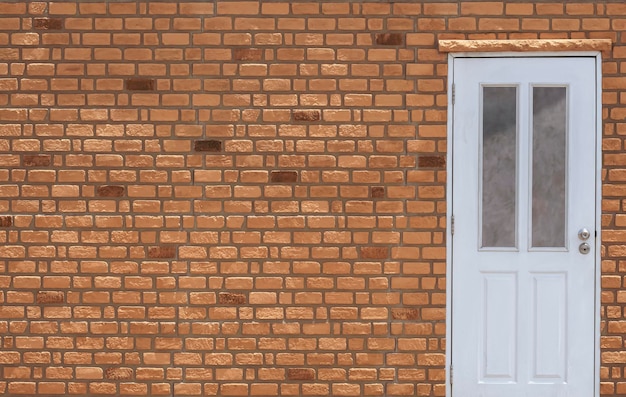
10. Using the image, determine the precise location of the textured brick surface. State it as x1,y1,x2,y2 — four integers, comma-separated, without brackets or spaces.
418,155,447,168
22,154,51,167
218,293,247,305
360,247,390,259
376,33,404,45
97,185,125,197
35,291,64,304
293,110,321,122
125,78,155,91
392,308,420,320
287,368,316,380
33,17,63,30
371,186,386,198
104,368,133,381
270,171,298,183
147,246,176,259
194,140,222,152
233,48,263,61
0,1,623,396
0,216,11,227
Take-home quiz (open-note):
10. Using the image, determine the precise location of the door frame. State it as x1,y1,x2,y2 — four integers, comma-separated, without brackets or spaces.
445,51,602,397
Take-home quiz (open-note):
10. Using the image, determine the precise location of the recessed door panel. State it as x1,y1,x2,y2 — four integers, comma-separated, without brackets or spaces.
531,273,567,381
452,57,597,397
481,273,518,382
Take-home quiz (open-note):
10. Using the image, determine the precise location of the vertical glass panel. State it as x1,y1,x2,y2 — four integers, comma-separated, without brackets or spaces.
532,87,567,248
482,87,517,248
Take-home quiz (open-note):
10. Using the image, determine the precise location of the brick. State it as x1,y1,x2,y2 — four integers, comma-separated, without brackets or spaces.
360,247,389,259
0,216,12,227
36,291,64,304
371,187,385,198
287,368,315,380
33,18,63,30
97,185,125,197
461,2,504,15
417,155,446,168
104,367,133,380
293,110,321,122
392,308,420,320
194,140,222,152
218,293,246,305
375,33,404,45
23,154,51,167
423,3,459,15
217,1,259,15
125,78,155,91
270,171,298,183
233,48,263,61
148,246,176,259
0,1,624,394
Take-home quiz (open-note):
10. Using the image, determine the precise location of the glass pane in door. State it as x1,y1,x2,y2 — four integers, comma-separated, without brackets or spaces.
531,87,567,248
482,86,517,248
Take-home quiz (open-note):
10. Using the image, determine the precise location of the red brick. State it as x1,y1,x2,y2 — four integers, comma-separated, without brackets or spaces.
33,18,63,30
270,171,298,183
125,78,155,91
375,33,404,45
233,48,263,61
36,291,64,304
293,110,321,122
371,187,385,198
97,185,125,197
23,154,51,167
104,368,133,380
287,368,315,380
417,155,446,168
0,216,12,227
148,246,176,259
360,247,389,259
194,140,222,152
392,308,420,320
218,293,247,305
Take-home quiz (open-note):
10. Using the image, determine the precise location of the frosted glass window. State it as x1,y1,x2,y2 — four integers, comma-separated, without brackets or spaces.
482,87,517,248
532,87,567,248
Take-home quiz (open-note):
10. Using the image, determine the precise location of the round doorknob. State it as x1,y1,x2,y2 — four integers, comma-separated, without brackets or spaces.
578,228,590,241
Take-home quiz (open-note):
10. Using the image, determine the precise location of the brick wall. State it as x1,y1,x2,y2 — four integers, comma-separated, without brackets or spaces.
0,1,623,396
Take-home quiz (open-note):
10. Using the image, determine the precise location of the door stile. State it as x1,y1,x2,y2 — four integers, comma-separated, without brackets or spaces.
593,54,602,397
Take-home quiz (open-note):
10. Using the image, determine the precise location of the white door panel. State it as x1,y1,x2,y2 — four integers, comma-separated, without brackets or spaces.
451,57,596,397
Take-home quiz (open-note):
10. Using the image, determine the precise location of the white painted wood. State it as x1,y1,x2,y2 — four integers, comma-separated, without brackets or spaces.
451,57,597,397
594,54,603,397
481,273,517,381
531,274,566,380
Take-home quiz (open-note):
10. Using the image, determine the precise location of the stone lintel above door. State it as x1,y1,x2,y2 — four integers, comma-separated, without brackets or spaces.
439,39,612,57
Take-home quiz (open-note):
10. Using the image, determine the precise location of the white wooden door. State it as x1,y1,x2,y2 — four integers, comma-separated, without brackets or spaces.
451,57,597,397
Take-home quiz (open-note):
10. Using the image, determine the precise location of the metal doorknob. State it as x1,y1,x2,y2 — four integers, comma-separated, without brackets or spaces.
579,242,590,254
578,228,590,241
